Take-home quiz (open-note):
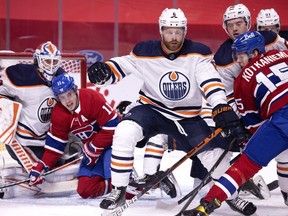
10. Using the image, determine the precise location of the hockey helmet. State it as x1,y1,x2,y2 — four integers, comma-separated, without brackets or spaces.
34,41,61,82
256,8,280,31
52,73,77,96
232,31,265,59
159,8,187,34
223,4,251,30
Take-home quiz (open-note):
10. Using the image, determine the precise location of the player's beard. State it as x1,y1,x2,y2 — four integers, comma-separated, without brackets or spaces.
163,39,183,52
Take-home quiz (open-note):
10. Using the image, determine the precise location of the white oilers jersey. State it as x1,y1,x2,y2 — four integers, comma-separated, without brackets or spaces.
103,39,227,120
214,30,288,108
0,64,63,147
200,98,215,127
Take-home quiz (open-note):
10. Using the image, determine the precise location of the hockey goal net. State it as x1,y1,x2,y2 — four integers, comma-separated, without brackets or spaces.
0,52,87,168
0,51,87,88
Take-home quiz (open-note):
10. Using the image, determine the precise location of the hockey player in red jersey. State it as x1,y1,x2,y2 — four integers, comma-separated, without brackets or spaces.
186,31,288,216
211,5,288,213
214,4,287,110
88,8,246,212
28,73,120,198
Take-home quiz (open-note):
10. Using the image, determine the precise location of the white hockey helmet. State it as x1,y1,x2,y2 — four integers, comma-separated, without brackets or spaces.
256,8,280,30
33,41,61,82
222,4,251,30
159,8,187,34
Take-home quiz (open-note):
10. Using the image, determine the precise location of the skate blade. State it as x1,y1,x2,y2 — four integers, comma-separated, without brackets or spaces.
101,207,122,216
253,175,271,200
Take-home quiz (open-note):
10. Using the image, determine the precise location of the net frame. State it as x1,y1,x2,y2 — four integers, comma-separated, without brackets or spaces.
0,52,87,88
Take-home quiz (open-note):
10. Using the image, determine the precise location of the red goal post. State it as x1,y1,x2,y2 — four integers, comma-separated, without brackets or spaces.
0,52,87,88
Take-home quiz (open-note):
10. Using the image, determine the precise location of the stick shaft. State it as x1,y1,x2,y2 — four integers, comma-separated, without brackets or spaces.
0,156,81,189
110,128,222,216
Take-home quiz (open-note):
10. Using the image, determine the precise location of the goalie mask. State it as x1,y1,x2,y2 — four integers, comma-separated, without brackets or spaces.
52,73,78,96
159,8,187,34
222,4,251,32
34,41,61,83
256,8,280,32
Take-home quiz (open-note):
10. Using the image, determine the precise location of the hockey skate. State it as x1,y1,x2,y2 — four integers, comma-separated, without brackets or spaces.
281,191,288,206
182,198,221,216
240,175,271,200
129,173,177,198
226,196,257,216
100,186,126,210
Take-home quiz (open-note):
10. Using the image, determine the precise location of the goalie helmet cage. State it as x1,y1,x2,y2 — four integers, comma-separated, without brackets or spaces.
0,52,87,88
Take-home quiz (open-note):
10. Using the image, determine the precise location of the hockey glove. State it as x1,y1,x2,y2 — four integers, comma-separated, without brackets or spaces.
83,142,104,166
212,104,246,143
28,160,49,186
88,62,112,85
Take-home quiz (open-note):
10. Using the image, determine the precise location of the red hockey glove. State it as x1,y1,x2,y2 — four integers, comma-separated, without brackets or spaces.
28,160,49,186
83,142,104,166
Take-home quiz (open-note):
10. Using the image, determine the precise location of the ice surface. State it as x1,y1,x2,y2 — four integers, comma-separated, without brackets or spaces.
1,149,286,216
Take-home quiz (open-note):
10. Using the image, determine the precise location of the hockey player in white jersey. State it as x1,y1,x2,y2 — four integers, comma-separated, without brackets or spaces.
0,42,64,170
88,8,246,212
256,8,288,40
0,42,80,198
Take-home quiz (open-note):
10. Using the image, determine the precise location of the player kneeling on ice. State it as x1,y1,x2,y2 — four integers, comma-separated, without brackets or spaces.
28,73,120,199
185,31,288,216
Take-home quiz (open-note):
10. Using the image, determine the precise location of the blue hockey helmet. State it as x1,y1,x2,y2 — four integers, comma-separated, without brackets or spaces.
232,31,265,59
52,73,77,96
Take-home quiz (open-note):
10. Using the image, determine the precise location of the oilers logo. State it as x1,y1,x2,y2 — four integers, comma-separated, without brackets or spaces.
159,71,190,100
38,97,57,123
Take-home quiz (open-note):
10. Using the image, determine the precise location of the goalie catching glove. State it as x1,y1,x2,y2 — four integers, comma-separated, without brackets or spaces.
88,62,112,85
83,142,104,166
28,160,49,186
212,104,246,145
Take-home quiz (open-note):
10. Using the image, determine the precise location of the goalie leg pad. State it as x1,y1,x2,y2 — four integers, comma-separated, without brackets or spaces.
0,97,22,145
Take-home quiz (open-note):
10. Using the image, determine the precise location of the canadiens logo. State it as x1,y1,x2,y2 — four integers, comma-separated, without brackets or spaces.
37,97,57,123
70,120,100,140
159,71,190,101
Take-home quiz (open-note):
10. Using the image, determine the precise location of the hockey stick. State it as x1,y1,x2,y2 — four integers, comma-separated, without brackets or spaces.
103,128,222,216
177,151,241,206
175,138,235,216
0,156,82,189
267,180,279,191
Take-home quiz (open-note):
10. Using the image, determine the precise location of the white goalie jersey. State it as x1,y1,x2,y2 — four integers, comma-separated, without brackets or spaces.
0,63,62,147
102,39,227,120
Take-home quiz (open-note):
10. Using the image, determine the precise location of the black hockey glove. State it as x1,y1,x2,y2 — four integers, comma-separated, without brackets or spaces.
212,104,246,145
88,62,112,85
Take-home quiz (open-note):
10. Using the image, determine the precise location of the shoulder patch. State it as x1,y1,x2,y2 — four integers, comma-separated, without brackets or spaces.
6,64,45,86
259,30,278,45
132,40,162,57
214,38,234,66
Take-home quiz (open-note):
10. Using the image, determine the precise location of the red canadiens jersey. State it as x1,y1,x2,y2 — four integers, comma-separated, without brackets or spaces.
234,50,288,133
45,88,118,155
